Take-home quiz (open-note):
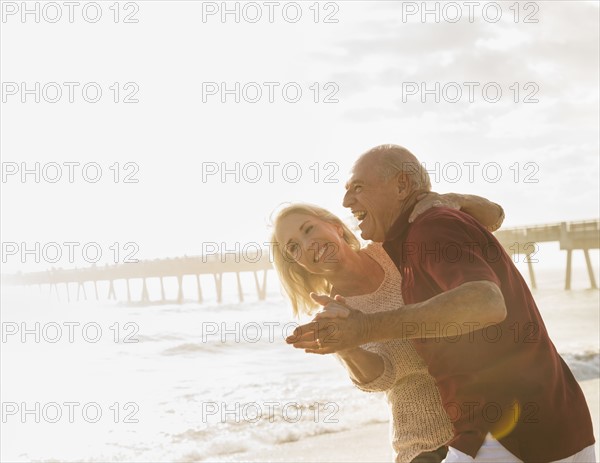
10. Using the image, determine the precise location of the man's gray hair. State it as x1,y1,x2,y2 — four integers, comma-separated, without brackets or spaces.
361,144,432,191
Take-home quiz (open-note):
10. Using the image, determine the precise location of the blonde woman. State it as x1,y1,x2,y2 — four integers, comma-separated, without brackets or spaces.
271,193,504,463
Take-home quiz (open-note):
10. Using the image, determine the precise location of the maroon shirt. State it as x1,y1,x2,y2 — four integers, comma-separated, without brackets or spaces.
382,207,594,462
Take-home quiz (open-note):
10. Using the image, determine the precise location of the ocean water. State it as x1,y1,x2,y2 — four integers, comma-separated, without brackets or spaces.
1,265,598,462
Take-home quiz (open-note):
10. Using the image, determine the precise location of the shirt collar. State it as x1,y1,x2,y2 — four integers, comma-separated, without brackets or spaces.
382,205,416,269
384,205,415,243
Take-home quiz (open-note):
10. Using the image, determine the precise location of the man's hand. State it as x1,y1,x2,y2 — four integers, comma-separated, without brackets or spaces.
408,192,461,223
285,293,372,354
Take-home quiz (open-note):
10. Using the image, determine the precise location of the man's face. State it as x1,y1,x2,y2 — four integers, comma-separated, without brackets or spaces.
342,160,406,242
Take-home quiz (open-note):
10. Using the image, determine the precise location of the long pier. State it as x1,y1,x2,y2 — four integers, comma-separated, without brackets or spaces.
2,219,598,304
1,253,272,304
493,219,599,290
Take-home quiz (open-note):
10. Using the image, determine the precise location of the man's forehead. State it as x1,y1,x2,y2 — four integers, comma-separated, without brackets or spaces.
344,162,376,189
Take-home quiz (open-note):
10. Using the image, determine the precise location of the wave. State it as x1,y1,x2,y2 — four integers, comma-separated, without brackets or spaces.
137,333,186,343
162,342,230,356
561,350,600,381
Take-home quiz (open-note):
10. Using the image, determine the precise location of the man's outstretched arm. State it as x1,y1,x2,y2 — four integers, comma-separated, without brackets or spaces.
287,281,506,353
367,280,506,342
409,192,505,232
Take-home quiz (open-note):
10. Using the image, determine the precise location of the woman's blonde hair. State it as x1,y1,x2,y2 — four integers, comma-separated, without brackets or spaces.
269,203,361,317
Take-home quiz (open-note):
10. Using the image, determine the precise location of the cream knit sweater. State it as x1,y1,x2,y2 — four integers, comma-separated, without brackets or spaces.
342,243,453,463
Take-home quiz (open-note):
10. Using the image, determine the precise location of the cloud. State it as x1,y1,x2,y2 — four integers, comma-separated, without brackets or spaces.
313,2,598,109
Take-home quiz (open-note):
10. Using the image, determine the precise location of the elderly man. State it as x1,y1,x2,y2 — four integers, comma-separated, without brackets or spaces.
287,145,595,463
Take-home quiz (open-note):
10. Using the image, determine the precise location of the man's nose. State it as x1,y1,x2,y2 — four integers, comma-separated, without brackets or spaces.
342,190,354,208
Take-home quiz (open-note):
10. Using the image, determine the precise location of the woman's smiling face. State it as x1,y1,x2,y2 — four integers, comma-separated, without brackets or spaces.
275,212,348,274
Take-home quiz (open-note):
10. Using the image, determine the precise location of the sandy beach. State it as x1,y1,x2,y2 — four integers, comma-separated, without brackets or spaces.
231,378,600,463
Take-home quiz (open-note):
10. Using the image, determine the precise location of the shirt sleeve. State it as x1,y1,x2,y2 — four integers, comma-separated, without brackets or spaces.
408,208,502,291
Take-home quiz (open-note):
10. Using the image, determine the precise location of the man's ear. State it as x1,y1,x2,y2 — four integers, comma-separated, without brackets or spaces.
395,172,413,200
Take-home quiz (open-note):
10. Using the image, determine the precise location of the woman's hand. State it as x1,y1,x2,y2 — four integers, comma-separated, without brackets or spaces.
408,192,461,223
313,295,351,320
311,295,363,357
409,192,505,231
293,294,385,383
286,293,371,355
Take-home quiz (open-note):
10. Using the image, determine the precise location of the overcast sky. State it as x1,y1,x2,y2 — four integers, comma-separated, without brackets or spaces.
1,0,598,272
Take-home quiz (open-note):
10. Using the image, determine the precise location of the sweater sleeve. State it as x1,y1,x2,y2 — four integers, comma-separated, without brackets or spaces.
350,336,427,393
342,244,422,393
349,341,399,393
